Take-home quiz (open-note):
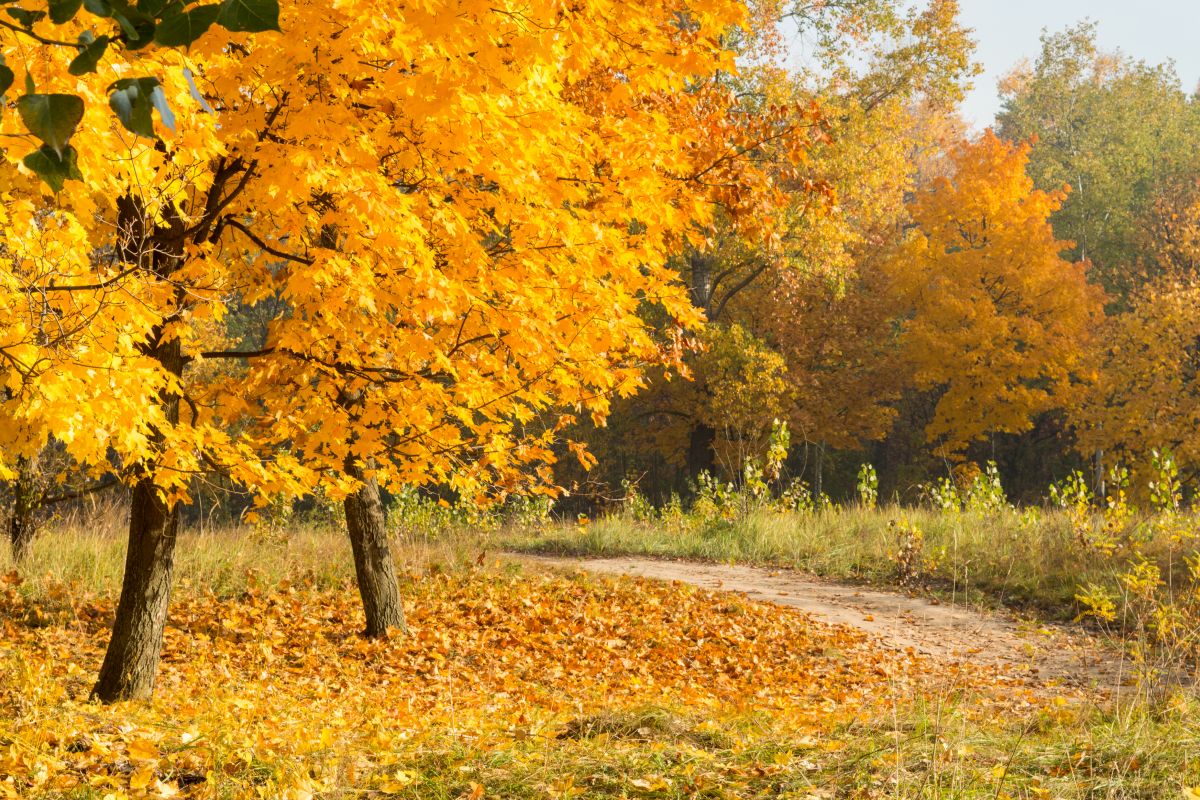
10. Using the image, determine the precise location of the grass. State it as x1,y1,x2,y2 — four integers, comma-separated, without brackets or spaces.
1,502,482,598
507,505,1183,618
369,699,1200,799
2,514,1200,798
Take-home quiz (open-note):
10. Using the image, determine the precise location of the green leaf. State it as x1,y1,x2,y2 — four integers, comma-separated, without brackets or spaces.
5,7,46,27
216,0,277,32
155,4,218,46
23,145,83,193
82,0,112,16
68,34,110,75
112,10,138,36
16,94,85,156
114,13,155,48
101,0,154,42
108,77,175,138
49,0,83,23
0,66,13,98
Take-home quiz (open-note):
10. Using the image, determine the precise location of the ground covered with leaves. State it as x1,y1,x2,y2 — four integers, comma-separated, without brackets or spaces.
0,558,1187,799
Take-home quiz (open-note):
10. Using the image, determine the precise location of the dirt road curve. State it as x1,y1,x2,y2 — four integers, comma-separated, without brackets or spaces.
518,554,1128,691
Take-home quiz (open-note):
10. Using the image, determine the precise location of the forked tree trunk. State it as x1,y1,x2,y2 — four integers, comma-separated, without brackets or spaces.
92,197,186,703
344,464,406,637
92,478,180,702
9,456,39,564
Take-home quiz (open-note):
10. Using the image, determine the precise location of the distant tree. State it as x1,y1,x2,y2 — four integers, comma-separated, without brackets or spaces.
997,22,1200,301
3,447,115,564
606,0,977,486
880,132,1105,455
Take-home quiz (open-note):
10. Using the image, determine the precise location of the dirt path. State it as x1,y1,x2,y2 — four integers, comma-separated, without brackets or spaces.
518,554,1127,691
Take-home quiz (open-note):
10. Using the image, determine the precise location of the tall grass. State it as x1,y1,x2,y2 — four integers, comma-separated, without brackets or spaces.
510,505,1168,618
0,502,488,600
10,497,1191,621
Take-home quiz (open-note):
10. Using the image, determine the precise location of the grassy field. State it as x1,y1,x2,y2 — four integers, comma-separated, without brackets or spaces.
507,505,1189,619
1,517,1199,798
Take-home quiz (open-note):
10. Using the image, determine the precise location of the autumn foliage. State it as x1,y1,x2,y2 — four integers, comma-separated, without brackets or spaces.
881,132,1104,454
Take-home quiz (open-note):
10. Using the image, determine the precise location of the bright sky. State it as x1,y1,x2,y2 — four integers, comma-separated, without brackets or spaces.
957,0,1200,129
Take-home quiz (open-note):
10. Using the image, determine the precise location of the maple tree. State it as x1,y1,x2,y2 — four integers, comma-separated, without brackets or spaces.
879,131,1104,455
0,0,811,701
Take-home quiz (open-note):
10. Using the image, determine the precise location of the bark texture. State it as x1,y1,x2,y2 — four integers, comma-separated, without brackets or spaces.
344,465,406,637
92,477,180,702
9,456,39,564
9,511,35,565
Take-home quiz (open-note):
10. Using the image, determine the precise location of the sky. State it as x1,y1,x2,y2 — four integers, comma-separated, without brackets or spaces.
956,0,1200,129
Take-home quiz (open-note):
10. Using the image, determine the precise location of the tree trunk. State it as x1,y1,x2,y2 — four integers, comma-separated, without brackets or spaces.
10,509,35,565
688,250,714,314
92,478,180,702
9,455,39,564
93,197,186,703
813,441,824,499
687,423,717,480
344,465,406,638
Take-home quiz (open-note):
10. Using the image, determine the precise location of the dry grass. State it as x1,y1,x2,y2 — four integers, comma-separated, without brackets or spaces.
509,505,1179,617
0,502,488,600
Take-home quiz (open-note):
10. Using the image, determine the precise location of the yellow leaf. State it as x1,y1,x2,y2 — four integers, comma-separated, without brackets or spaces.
129,766,155,790
127,739,159,762
151,778,179,798
380,770,417,792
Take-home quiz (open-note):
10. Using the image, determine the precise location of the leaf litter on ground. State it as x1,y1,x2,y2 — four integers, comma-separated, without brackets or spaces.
0,565,1082,799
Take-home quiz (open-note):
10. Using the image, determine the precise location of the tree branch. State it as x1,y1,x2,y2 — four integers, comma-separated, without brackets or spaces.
41,476,120,507
24,264,142,293
710,261,770,322
196,347,276,360
221,218,315,265
0,18,79,47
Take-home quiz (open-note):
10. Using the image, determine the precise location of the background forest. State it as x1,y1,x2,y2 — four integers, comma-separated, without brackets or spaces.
565,15,1200,511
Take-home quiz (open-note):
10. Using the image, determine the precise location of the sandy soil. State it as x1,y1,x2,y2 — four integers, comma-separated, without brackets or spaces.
518,554,1131,691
